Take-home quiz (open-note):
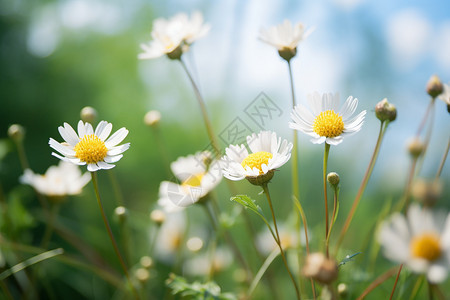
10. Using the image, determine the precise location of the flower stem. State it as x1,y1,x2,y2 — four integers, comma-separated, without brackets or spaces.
248,248,280,297
436,138,450,179
416,97,435,137
326,185,339,249
323,143,331,257
40,202,60,249
335,121,388,253
389,264,402,300
262,183,301,300
179,59,220,156
356,266,398,300
428,281,434,300
90,172,139,300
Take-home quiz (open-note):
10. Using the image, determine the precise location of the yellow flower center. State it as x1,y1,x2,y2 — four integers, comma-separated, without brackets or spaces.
74,134,108,164
241,151,273,175
313,110,344,138
182,173,204,187
410,233,441,261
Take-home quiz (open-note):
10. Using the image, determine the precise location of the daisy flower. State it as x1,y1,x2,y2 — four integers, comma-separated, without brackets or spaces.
289,92,366,146
259,20,313,61
49,120,130,172
20,161,90,198
158,151,222,212
138,11,210,60
378,204,450,283
221,131,292,185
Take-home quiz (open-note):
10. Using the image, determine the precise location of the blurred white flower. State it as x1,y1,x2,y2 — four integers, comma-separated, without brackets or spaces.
438,83,450,105
378,204,450,283
138,11,210,60
256,224,299,255
221,131,292,185
20,161,90,197
154,211,186,263
49,120,130,172
183,247,232,276
158,151,222,213
290,92,366,146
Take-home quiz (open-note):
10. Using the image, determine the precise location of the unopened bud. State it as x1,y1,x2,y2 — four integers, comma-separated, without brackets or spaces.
135,268,150,283
167,45,183,60
412,179,442,207
278,47,297,62
150,209,166,225
144,110,161,127
407,138,425,158
140,256,153,269
338,283,348,297
303,252,338,285
8,124,25,142
114,206,127,222
426,75,443,98
375,98,397,122
327,172,340,186
186,237,203,252
80,106,97,124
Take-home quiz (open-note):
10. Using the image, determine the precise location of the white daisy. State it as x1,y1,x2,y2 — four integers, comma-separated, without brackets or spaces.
378,204,450,283
438,83,450,105
221,131,292,185
138,11,210,60
259,20,312,61
184,247,232,276
49,120,130,172
158,151,222,212
20,161,90,198
289,92,366,146
154,211,186,263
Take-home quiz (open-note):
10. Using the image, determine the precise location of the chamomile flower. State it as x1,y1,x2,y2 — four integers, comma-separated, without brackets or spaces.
289,92,366,146
259,20,312,61
378,204,450,283
138,11,210,60
49,120,130,172
20,161,90,198
158,151,222,212
221,131,292,185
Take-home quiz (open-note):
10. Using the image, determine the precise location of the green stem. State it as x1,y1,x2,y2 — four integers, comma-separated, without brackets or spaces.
428,281,434,300
180,59,220,157
40,202,61,249
90,172,139,300
356,266,398,300
400,158,418,214
416,97,435,137
335,121,388,253
247,248,280,297
436,138,450,179
323,143,331,257
262,184,301,300
326,186,339,247
408,276,424,300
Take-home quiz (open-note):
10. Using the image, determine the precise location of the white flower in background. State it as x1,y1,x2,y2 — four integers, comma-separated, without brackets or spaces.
138,11,210,60
154,211,186,263
259,20,313,61
438,83,450,105
378,204,450,283
158,151,222,213
49,120,130,172
221,131,292,185
20,161,90,197
256,224,300,255
290,92,366,146
184,247,232,276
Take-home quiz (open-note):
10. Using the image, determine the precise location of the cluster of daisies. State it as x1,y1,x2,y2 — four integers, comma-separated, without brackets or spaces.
20,11,450,288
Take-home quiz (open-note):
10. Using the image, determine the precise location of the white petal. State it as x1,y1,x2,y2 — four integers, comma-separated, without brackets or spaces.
58,123,79,146
105,128,129,148
107,143,130,156
325,137,343,146
77,120,86,137
427,263,448,284
97,161,115,170
95,121,113,141
224,144,248,163
104,155,123,163
87,163,100,172
49,138,76,156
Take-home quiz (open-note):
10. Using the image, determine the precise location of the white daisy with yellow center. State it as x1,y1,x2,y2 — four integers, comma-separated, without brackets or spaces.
49,120,130,172
138,11,210,60
378,204,450,283
221,131,292,184
289,92,366,145
158,151,222,212
20,161,91,197
259,20,312,52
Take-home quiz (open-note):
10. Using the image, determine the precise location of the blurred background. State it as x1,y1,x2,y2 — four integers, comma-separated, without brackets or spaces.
1,0,449,298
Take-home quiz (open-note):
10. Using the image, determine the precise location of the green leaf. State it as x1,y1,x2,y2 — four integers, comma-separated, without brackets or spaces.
230,195,262,215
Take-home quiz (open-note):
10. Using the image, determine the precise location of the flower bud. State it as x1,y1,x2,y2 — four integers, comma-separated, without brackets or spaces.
426,75,443,98
114,206,127,222
144,110,161,127
327,172,340,186
140,256,153,269
338,283,348,297
135,268,150,283
375,98,397,122
166,45,183,60
278,47,297,62
8,124,25,142
302,252,338,285
412,179,442,207
80,106,97,124
407,138,425,158
150,209,166,225
186,236,203,252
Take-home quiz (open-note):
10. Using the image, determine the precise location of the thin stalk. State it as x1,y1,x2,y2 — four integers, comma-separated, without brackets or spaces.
435,138,449,179
326,186,339,248
262,184,301,300
416,98,435,137
408,276,424,300
90,172,138,300
356,266,398,300
323,143,331,257
107,170,124,206
397,157,418,214
416,101,436,174
149,224,162,257
389,264,403,300
428,281,434,300
247,248,280,297
40,202,61,249
335,121,388,253
179,59,220,156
